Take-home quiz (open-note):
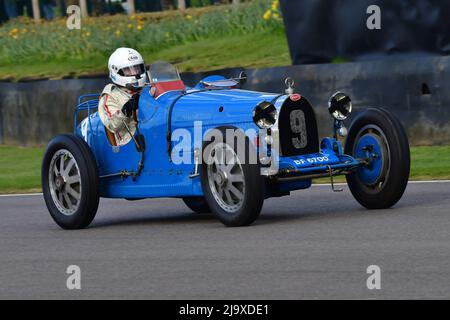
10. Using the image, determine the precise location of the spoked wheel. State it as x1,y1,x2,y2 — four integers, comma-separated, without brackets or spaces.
207,142,246,213
200,127,264,227
42,134,99,229
48,149,82,216
345,108,410,209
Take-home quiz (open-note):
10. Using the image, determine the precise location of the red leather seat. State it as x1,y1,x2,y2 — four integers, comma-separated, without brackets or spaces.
152,80,185,98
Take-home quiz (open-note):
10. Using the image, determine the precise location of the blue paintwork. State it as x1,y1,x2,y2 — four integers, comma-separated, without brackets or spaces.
353,134,384,185
74,78,367,200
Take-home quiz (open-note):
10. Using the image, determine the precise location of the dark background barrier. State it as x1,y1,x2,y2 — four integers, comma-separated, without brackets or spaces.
280,0,450,64
1,55,449,146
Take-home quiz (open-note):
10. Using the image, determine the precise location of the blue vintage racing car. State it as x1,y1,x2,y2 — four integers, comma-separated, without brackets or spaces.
42,61,410,229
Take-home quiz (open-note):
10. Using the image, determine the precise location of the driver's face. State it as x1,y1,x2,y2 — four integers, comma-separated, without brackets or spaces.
120,64,145,77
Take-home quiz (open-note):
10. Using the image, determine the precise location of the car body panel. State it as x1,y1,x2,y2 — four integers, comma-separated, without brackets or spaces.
77,86,280,199
75,76,365,200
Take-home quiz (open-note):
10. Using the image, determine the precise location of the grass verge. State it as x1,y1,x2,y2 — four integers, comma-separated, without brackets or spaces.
148,29,290,73
0,145,43,194
0,145,449,194
0,1,287,80
0,30,290,79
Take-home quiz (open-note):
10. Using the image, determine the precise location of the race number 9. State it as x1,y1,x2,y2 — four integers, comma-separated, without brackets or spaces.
290,109,307,149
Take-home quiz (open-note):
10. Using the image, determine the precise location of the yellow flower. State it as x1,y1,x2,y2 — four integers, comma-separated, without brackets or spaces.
130,15,136,20
84,31,91,37
137,25,143,31
115,30,121,37
263,10,272,21
271,0,279,10
127,23,133,29
186,14,192,20
273,13,280,20
9,28,19,36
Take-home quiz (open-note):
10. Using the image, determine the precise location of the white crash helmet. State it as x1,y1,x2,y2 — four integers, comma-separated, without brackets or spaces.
108,47,147,90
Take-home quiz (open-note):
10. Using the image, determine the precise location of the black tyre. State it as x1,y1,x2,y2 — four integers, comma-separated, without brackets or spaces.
182,197,211,214
345,108,410,209
42,134,100,229
200,127,265,227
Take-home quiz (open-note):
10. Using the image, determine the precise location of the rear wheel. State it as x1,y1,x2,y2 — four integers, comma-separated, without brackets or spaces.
42,134,99,229
182,197,211,214
200,127,265,227
345,108,410,209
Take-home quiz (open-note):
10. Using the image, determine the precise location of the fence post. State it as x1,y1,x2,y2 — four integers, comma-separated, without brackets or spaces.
127,0,135,15
79,0,88,18
31,0,41,22
178,0,186,10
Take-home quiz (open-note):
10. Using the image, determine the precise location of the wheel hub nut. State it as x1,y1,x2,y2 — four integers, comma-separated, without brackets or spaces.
216,171,228,186
55,175,65,191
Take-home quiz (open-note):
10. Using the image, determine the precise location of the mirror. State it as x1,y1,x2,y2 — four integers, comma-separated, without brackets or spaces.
238,71,247,86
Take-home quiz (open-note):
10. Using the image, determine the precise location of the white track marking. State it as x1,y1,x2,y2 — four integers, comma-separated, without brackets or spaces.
0,193,43,197
312,180,450,187
0,180,449,197
406,180,450,184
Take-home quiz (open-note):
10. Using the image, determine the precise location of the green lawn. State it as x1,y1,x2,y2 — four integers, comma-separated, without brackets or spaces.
410,146,450,180
0,30,290,80
148,29,290,73
0,1,288,80
0,145,449,194
0,145,43,193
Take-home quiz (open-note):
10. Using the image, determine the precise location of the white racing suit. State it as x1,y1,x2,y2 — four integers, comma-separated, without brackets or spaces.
98,84,137,146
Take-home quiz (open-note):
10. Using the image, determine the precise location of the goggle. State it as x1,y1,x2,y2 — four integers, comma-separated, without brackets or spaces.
118,64,145,77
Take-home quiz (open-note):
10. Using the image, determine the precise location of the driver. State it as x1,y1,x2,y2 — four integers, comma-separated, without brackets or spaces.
98,47,147,146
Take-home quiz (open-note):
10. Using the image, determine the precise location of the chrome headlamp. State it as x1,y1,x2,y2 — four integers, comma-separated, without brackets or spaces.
328,92,352,121
253,102,277,129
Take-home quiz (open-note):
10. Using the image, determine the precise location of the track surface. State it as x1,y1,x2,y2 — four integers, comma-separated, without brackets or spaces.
1,182,450,299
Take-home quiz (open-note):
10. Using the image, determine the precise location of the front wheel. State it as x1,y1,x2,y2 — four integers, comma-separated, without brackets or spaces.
42,134,100,229
345,108,410,209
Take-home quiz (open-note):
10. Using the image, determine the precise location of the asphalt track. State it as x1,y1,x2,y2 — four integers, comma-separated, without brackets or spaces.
1,181,450,299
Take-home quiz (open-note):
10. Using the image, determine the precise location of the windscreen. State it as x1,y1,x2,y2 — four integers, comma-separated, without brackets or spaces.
148,61,181,84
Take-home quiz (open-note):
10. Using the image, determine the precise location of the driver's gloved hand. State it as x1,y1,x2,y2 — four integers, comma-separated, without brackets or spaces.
121,94,140,117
